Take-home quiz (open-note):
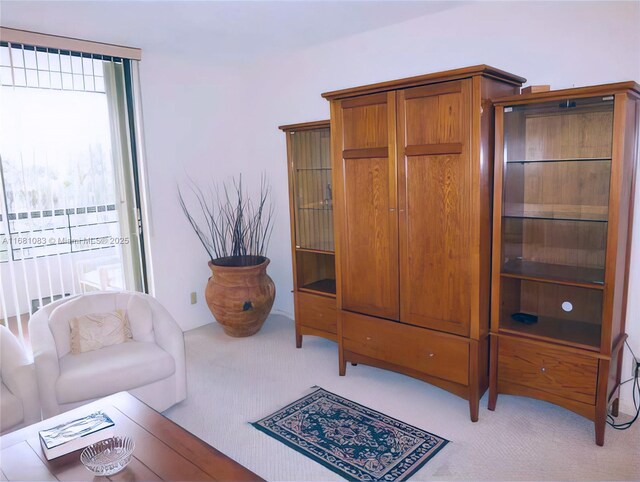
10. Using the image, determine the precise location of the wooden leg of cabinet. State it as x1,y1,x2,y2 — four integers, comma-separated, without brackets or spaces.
487,389,497,411
468,397,479,423
488,336,498,411
351,362,358,366
468,340,480,422
295,327,302,348
611,343,624,418
294,316,302,347
294,301,302,348
594,416,606,447
595,358,610,446
338,310,346,375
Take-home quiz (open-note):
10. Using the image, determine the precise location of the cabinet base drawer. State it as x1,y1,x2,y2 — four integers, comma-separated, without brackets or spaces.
342,310,469,385
296,291,337,335
498,336,598,405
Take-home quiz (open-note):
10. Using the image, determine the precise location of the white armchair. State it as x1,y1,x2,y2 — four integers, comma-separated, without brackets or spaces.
0,324,40,434
29,291,187,418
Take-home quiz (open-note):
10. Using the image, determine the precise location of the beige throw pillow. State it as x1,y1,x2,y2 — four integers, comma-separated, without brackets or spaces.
69,309,132,354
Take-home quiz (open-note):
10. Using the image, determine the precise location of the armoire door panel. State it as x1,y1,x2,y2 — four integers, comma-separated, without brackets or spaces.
342,157,398,318
405,82,463,146
403,153,470,335
342,103,388,150
398,80,472,336
336,92,399,320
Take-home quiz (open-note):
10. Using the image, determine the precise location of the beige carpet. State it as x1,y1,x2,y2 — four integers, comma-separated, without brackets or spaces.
164,314,640,481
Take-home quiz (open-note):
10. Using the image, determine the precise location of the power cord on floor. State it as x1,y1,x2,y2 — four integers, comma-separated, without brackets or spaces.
607,340,640,430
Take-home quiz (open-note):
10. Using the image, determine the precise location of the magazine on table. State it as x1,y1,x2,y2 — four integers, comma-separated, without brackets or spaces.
38,411,115,460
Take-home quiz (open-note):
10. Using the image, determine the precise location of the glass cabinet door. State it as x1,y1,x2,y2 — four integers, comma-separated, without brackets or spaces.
291,127,333,252
499,96,614,349
289,126,336,296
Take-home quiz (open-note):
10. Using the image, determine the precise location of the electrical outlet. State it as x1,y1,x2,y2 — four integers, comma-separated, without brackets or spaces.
190,292,197,305
634,358,640,379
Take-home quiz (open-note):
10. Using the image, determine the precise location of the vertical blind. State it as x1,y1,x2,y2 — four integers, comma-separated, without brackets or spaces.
0,35,145,348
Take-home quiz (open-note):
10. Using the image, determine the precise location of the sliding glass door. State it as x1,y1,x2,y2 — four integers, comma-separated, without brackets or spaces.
0,42,146,345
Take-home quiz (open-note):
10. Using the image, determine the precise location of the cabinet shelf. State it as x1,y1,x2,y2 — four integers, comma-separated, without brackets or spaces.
501,260,604,288
296,167,331,171
499,316,601,351
296,247,334,255
300,278,336,296
503,203,608,223
298,206,333,211
506,157,612,164
503,214,607,223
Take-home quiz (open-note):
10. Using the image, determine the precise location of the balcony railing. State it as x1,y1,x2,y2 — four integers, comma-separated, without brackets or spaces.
0,203,121,261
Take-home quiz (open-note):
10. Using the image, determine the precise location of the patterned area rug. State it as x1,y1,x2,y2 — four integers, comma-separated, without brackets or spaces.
252,388,449,481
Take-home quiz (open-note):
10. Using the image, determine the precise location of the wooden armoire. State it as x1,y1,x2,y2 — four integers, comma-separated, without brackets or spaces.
489,83,640,445
322,65,525,421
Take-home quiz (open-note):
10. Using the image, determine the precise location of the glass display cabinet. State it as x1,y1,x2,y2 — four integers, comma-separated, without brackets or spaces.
499,95,613,349
280,120,337,347
489,82,640,446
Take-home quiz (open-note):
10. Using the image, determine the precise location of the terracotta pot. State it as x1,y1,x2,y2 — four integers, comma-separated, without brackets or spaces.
205,256,275,337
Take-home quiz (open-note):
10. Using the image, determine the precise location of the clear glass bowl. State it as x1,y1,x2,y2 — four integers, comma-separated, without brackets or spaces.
80,436,135,476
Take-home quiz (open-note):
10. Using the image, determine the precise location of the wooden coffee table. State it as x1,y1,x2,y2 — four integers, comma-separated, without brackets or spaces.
0,391,263,481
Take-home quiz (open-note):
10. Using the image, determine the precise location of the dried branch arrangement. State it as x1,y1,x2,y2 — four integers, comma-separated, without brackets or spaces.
179,175,274,267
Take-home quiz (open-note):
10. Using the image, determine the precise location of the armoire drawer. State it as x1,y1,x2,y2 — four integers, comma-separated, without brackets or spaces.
296,291,337,334
342,311,469,385
498,336,598,405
